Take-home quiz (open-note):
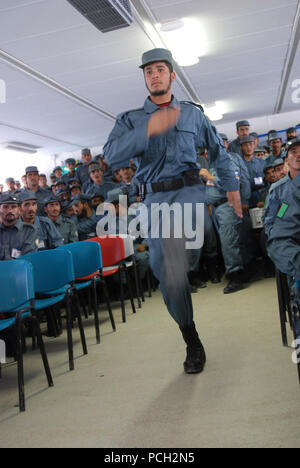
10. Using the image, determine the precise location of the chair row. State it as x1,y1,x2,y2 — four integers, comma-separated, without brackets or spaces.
0,236,156,412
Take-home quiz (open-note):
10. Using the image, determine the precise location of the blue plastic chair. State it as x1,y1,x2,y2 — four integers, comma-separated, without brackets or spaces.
0,260,53,412
20,249,87,371
59,242,116,344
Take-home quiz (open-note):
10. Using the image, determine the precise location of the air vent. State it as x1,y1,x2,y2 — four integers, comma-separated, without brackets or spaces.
1,142,41,154
67,0,133,33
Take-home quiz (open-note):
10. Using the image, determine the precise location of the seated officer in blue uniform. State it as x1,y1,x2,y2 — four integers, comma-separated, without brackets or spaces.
203,133,251,294
240,135,266,208
76,149,93,186
264,138,300,240
103,48,242,375
82,162,115,198
0,193,38,260
228,120,251,156
5,178,16,195
70,194,98,241
19,191,63,250
44,195,79,244
21,166,49,217
61,158,77,186
265,132,285,164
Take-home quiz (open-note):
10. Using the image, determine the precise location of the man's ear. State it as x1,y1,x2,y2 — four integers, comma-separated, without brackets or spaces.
171,71,176,83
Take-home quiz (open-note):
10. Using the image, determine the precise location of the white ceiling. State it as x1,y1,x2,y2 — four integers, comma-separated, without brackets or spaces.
0,0,299,156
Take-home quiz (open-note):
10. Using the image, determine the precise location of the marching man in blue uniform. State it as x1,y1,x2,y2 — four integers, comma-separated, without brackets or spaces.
103,48,242,374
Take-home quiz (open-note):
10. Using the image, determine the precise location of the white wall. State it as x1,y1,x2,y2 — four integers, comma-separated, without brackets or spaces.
0,150,55,186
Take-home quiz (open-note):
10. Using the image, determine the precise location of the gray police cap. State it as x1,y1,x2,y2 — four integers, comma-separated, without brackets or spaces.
44,195,61,207
5,177,14,183
65,158,76,165
82,148,91,155
269,132,282,142
287,137,300,152
219,133,228,141
287,127,296,133
0,193,20,205
272,158,284,167
25,166,39,174
236,120,250,129
69,194,91,206
140,48,174,70
254,146,266,153
88,163,101,174
18,191,37,203
240,136,255,144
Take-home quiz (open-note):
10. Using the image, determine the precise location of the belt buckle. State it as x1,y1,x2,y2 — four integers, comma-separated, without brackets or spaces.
163,179,176,192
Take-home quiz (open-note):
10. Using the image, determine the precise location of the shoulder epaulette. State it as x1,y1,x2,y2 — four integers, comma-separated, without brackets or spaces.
180,101,205,113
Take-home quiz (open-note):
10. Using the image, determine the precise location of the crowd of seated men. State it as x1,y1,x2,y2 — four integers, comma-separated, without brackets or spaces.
0,122,299,299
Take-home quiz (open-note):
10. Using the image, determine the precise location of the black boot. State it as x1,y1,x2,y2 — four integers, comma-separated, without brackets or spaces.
188,271,206,289
207,261,221,284
180,322,206,374
223,270,244,294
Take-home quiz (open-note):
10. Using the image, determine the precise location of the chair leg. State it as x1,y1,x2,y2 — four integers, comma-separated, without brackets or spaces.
102,279,116,331
275,270,288,347
31,316,54,388
118,269,126,323
132,261,142,309
92,282,100,344
124,266,136,315
16,313,25,412
74,293,88,355
65,294,74,371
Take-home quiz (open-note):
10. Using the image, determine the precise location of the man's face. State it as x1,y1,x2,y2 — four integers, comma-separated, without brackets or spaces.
288,145,300,173
287,131,297,140
90,169,103,185
91,196,103,209
54,169,62,179
265,168,276,183
237,126,250,139
20,200,37,223
255,151,265,159
241,142,255,157
26,171,39,189
222,139,229,150
0,203,20,226
114,170,123,182
273,164,286,181
71,187,81,197
144,62,176,97
120,167,133,182
6,181,15,191
45,202,61,220
39,176,47,188
67,163,76,173
56,183,66,191
21,176,27,187
270,138,282,154
82,153,92,165
73,202,85,217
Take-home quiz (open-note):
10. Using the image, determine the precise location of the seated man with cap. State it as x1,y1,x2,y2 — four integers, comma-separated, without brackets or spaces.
39,174,51,192
273,157,287,182
257,163,277,207
5,178,16,195
44,195,78,244
21,166,50,216
76,149,93,186
254,147,267,160
70,194,98,241
53,166,63,180
286,127,297,142
228,120,251,156
70,183,82,198
240,135,266,208
0,193,38,260
94,155,114,183
19,191,63,250
82,162,115,199
265,133,285,164
264,138,300,238
61,158,77,186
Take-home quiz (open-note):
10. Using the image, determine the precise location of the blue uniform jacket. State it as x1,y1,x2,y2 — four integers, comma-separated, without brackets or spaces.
264,174,292,238
103,96,238,193
34,216,64,250
266,173,300,280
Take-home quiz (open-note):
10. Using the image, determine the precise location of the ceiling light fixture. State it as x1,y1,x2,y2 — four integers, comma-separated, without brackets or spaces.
156,18,207,67
203,102,226,121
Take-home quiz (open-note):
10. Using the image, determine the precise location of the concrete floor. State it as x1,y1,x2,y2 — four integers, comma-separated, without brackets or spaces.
0,277,299,448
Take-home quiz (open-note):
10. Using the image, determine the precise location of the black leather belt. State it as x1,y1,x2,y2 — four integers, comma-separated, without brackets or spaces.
139,169,200,201
212,198,227,208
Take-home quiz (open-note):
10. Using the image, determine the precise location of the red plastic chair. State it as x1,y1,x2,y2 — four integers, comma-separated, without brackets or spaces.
88,236,136,323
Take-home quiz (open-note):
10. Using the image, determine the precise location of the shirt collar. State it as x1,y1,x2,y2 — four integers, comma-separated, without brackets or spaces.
144,95,178,114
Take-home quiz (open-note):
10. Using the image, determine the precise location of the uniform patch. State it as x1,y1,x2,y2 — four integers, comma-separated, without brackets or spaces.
277,203,289,218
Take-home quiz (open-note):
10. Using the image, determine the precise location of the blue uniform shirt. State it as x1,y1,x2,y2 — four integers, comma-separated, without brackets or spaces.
34,216,64,250
73,210,98,241
266,173,300,280
264,174,292,238
242,156,266,207
103,96,238,193
0,218,38,260
82,180,116,199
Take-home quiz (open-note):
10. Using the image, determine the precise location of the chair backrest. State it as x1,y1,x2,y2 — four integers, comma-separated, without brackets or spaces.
117,235,135,258
20,249,74,294
58,241,102,278
0,260,35,312
87,236,125,267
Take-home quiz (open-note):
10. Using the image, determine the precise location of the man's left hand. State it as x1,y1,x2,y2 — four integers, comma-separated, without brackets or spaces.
227,191,243,218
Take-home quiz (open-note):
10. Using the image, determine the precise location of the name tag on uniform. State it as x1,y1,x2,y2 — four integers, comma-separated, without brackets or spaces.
38,240,45,249
206,180,215,187
254,177,263,186
277,203,289,219
11,249,21,259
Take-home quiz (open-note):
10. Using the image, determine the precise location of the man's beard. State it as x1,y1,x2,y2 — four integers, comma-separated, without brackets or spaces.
147,76,172,97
